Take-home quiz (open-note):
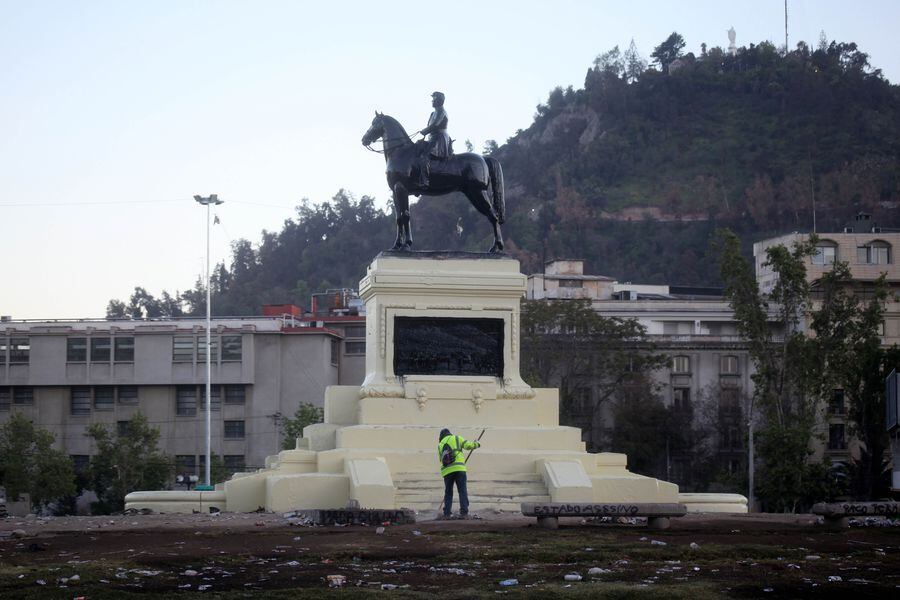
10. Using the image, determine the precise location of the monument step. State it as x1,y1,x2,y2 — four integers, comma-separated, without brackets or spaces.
318,448,597,475
395,484,548,496
396,500,551,512
393,472,543,484
395,492,550,503
335,425,584,451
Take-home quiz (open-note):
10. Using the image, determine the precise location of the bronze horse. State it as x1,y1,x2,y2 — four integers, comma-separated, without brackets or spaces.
361,112,505,253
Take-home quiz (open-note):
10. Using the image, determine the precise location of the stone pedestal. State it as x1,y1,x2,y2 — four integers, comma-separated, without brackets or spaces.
126,253,747,515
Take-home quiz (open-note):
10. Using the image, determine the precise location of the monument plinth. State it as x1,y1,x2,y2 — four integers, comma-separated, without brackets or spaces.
356,252,538,426
126,254,747,515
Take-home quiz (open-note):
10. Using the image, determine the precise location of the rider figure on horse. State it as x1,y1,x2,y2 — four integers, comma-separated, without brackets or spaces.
417,91,451,190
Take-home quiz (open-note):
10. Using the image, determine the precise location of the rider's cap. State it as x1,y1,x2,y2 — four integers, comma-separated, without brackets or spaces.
431,91,445,102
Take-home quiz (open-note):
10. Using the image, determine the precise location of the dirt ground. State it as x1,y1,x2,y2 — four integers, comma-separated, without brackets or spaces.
1,511,898,598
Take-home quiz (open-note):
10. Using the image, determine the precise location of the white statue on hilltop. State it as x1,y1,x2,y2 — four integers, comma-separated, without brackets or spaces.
727,26,737,56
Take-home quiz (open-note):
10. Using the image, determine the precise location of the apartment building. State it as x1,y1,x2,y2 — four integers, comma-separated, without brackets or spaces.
754,213,900,476
0,306,365,479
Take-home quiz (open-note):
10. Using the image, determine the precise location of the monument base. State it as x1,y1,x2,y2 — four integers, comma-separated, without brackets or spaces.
126,254,746,515
125,387,747,515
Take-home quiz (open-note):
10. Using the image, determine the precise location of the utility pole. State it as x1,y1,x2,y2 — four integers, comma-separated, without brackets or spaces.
194,194,223,490
748,407,755,512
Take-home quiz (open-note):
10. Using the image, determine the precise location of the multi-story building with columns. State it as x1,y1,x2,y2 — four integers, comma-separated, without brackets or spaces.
526,259,757,487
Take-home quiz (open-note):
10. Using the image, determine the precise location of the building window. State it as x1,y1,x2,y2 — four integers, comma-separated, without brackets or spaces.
13,387,33,405
197,337,219,362
71,387,92,415
117,385,138,404
721,426,743,450
8,338,30,364
117,420,131,437
70,455,90,474
94,387,115,410
720,388,741,418
91,337,111,362
720,355,739,375
176,386,197,416
828,423,846,450
829,389,845,415
663,321,693,335
558,279,583,288
221,335,242,361
199,386,221,412
224,455,246,474
673,387,691,412
857,241,892,265
114,337,135,362
345,341,366,355
812,242,837,265
175,455,197,476
67,338,87,362
344,325,366,338
224,420,245,439
224,385,245,404
173,337,194,362
0,387,30,408
330,339,339,366
672,355,691,374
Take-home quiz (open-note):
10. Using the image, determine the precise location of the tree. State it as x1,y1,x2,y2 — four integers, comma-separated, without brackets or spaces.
651,32,686,72
689,383,751,492
106,299,128,319
107,286,186,319
86,413,172,514
610,392,669,477
623,39,647,83
0,412,75,509
717,229,828,511
520,299,665,449
281,402,325,450
810,265,898,498
593,45,623,77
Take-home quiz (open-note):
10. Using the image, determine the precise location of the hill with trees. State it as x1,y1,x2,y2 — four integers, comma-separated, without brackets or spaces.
107,33,900,317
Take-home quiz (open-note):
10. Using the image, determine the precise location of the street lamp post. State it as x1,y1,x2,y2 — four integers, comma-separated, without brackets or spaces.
194,194,223,490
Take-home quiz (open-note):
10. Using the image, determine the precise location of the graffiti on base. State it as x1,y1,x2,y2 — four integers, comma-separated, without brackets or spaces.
532,504,641,516
840,503,900,516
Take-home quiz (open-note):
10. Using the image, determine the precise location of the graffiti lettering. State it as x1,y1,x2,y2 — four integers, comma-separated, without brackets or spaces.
532,504,642,516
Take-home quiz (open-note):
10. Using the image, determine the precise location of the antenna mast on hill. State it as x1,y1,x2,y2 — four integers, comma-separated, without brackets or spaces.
784,0,789,52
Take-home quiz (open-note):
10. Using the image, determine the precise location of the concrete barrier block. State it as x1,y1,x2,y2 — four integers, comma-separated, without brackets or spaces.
346,457,394,509
265,473,349,513
539,459,594,502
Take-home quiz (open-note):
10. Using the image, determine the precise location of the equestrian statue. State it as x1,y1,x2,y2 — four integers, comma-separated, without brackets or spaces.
361,91,505,253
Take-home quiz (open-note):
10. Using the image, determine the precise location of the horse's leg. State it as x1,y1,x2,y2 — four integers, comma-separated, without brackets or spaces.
465,187,504,253
394,182,412,251
391,183,404,250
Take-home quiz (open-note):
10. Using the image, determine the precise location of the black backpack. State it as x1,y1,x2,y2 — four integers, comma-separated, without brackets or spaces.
440,436,458,467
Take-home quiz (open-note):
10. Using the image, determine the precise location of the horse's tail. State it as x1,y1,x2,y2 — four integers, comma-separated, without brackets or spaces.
485,156,505,225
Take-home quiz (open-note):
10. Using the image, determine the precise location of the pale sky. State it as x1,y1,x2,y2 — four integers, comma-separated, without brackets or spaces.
2,1,898,319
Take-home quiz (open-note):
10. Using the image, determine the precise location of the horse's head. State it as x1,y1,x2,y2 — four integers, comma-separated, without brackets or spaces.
361,111,385,146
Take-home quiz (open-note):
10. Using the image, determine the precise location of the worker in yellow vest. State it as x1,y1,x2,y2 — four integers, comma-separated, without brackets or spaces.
438,427,481,519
